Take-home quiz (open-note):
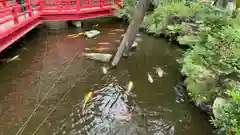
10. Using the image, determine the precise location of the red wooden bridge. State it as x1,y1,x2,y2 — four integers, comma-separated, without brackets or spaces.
0,0,121,52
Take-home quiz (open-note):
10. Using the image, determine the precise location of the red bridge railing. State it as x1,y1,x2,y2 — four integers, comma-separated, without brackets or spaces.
0,0,121,52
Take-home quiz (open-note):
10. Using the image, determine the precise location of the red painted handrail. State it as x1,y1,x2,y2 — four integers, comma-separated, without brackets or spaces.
0,0,121,52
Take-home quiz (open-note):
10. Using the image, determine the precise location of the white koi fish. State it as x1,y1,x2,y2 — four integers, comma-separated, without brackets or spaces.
7,55,20,63
101,66,108,74
155,66,166,78
126,81,134,94
147,73,154,83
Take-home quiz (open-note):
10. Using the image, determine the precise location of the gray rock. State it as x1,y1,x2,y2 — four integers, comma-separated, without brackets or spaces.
82,53,112,62
84,30,101,38
199,101,213,115
212,97,228,119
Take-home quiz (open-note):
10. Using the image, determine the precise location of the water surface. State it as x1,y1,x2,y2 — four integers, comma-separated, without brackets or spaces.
0,18,213,135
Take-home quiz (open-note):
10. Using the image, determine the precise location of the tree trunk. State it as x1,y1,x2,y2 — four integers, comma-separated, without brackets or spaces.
111,0,149,67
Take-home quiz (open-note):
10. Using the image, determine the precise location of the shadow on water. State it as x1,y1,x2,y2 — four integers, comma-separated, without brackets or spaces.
0,18,213,135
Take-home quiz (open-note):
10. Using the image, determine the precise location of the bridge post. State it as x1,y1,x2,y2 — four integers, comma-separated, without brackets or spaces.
76,0,80,12
25,0,32,17
100,0,103,8
111,0,149,67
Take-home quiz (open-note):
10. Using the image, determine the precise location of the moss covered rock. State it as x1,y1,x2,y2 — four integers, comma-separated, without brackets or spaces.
212,97,228,119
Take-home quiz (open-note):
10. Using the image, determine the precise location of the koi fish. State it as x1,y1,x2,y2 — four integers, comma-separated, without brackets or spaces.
125,81,134,95
115,40,121,43
111,29,124,32
101,66,108,74
94,47,113,52
98,42,110,45
84,47,116,53
131,41,138,48
7,55,20,63
108,32,117,35
67,34,76,37
147,73,154,83
82,91,93,110
155,66,165,78
93,24,99,28
67,32,84,38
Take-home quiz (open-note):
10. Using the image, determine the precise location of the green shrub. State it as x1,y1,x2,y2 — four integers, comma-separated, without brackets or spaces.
117,0,240,133
211,84,240,135
115,0,136,21
142,1,193,34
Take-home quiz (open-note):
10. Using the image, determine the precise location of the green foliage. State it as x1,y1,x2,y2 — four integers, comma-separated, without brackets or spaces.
211,84,240,135
142,1,194,34
114,0,163,21
181,15,240,133
117,0,240,133
115,0,136,21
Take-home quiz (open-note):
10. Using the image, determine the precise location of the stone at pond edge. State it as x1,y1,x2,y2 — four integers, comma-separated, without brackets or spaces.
212,97,228,119
82,53,112,62
84,30,101,38
71,20,83,28
178,77,214,115
177,35,201,46
198,101,213,115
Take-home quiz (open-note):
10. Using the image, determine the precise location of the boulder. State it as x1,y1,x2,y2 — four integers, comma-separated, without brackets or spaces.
84,30,101,38
212,97,228,119
82,53,112,62
226,1,236,14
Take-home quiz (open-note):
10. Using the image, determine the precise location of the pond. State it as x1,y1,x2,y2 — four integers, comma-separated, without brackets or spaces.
0,18,213,135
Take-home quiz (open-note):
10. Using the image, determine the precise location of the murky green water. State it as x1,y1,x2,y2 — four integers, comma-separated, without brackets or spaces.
0,18,213,135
